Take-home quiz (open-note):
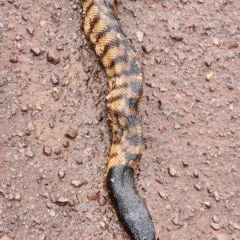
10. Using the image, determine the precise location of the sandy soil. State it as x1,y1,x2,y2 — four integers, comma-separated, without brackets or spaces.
0,0,240,239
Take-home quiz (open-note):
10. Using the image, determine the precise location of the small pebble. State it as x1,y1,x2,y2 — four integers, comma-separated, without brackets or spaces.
42,192,49,198
43,145,52,156
158,191,168,200
50,74,59,84
178,52,186,61
54,148,61,155
136,31,144,42
82,115,92,125
182,160,189,167
211,222,221,230
233,223,240,230
65,127,78,139
99,221,106,228
9,55,18,63
52,92,59,101
71,179,85,187
14,193,21,201
9,193,13,200
7,202,12,208
170,32,183,41
56,197,68,206
0,189,6,197
154,56,161,64
38,234,46,240
142,44,153,54
98,196,107,206
198,129,204,135
168,167,177,177
213,215,219,223
30,47,41,56
54,3,61,9
214,191,220,201
49,121,54,128
63,211,68,217
72,4,78,10
22,15,28,21
87,192,99,201
160,86,168,91
83,148,92,156
228,42,238,49
25,150,34,158
35,104,42,111
63,140,69,148
47,51,60,65
204,201,211,208
172,214,179,225
205,58,212,66
57,44,64,50
26,26,34,35
194,183,202,191
206,72,213,81
165,205,171,210
227,84,234,90
174,123,181,129
193,170,199,178
49,210,56,217
209,86,215,92
76,159,83,165
58,169,65,179
21,105,28,112
213,38,219,46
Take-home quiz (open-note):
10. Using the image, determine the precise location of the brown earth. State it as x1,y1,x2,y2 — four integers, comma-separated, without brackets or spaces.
1,0,240,240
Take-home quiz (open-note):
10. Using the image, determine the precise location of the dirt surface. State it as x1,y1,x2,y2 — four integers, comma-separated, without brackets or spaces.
1,0,240,239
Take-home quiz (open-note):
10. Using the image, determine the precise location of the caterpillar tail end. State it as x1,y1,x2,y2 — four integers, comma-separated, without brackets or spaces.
107,164,156,240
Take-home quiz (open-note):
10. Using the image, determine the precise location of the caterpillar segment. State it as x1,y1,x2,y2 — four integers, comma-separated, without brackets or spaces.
82,0,156,239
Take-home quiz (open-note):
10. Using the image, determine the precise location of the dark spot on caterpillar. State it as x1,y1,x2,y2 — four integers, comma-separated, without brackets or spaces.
103,0,118,12
103,9,117,20
95,24,122,43
125,115,137,128
125,97,138,109
112,139,121,145
113,109,126,118
128,133,143,147
87,14,101,37
130,56,142,75
107,52,129,69
130,80,142,94
100,38,123,59
108,94,123,104
113,56,142,78
125,152,140,162
84,0,95,16
110,152,118,159
114,82,129,90
113,111,138,130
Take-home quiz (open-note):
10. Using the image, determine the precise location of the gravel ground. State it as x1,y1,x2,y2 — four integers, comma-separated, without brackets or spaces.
0,0,240,239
